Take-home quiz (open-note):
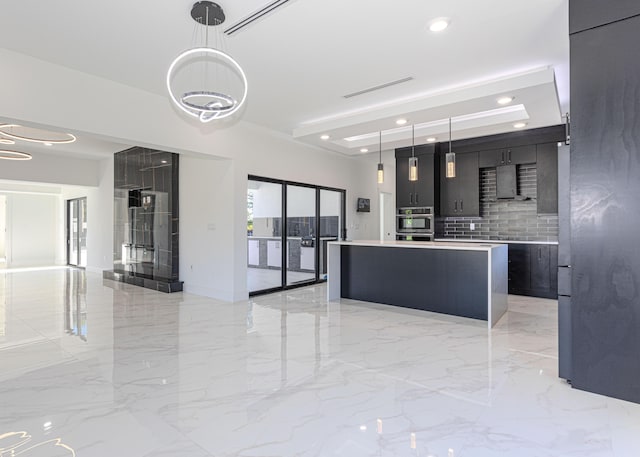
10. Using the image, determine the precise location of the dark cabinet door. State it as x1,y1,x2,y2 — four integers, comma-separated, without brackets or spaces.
395,154,412,208
478,145,537,167
536,143,559,214
505,145,537,165
530,245,551,290
439,151,479,216
478,149,502,168
549,245,558,292
457,152,479,216
396,145,437,208
414,152,435,207
508,244,530,293
509,243,558,298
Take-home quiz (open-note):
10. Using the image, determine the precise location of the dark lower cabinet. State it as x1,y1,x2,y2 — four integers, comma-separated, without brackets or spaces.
508,244,558,299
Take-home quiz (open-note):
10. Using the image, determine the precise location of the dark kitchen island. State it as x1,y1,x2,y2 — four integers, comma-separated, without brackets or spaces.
327,240,508,328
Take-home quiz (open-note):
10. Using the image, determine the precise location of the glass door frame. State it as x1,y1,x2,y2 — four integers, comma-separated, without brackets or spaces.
66,197,87,267
248,175,346,296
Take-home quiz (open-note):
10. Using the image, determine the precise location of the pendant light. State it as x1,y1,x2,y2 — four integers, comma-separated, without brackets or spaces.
167,1,248,123
445,117,456,178
377,131,384,184
408,124,418,181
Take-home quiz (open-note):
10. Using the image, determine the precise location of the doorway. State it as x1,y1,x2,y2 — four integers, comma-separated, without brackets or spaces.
67,198,87,267
247,176,345,296
379,191,395,241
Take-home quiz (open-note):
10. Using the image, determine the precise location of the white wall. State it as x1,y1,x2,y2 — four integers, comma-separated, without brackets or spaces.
0,149,100,187
3,193,61,267
0,47,390,301
61,157,114,273
0,195,5,258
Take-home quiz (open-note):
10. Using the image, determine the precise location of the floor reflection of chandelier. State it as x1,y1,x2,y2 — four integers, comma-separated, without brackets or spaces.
166,2,248,123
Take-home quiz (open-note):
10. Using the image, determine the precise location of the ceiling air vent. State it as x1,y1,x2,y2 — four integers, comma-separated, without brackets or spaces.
224,0,291,35
343,77,414,99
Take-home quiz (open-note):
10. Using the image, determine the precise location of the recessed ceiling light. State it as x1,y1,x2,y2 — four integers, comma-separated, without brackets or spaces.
396,118,408,126
360,148,369,153
429,18,450,32
513,122,527,129
44,142,53,146
497,96,514,105
0,138,15,145
426,137,436,143
320,134,330,140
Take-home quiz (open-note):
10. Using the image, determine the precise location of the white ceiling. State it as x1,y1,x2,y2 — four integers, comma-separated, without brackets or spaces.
0,0,569,157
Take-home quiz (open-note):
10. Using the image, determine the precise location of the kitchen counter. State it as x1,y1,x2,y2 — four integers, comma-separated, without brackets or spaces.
328,240,508,327
435,238,559,245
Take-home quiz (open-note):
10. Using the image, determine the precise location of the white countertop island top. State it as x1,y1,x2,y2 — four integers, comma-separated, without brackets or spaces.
329,239,505,251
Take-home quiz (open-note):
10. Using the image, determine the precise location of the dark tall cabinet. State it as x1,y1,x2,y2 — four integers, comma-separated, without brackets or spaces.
395,145,439,209
569,1,640,403
439,151,479,217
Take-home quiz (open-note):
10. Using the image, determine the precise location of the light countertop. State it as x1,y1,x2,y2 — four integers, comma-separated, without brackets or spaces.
329,240,505,252
435,238,559,245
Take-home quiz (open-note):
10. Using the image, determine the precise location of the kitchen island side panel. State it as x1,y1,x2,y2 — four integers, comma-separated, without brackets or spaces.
340,245,488,320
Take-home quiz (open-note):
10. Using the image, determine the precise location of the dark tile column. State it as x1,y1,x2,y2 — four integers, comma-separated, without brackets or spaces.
103,147,183,293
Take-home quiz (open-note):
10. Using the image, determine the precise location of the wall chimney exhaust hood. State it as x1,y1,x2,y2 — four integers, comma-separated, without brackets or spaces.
496,165,527,200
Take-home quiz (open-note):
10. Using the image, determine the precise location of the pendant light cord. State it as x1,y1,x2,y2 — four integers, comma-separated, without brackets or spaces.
379,131,382,162
449,117,452,153
411,124,415,157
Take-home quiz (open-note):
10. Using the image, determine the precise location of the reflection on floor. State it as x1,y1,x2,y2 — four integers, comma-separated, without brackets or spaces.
247,267,317,292
1,268,639,457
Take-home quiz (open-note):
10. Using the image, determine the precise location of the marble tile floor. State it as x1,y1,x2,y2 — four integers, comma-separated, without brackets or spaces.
1,267,639,456
247,267,319,293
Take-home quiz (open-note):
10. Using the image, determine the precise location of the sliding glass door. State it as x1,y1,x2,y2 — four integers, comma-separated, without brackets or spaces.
286,184,317,286
247,180,283,294
247,176,345,296
319,189,343,279
67,198,87,267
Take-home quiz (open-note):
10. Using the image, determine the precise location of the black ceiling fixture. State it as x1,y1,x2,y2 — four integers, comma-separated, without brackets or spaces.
190,1,226,26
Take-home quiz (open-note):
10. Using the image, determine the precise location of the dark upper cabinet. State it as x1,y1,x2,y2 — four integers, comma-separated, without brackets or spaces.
536,143,559,214
478,145,537,168
439,151,479,217
508,244,558,299
395,145,439,209
570,0,640,34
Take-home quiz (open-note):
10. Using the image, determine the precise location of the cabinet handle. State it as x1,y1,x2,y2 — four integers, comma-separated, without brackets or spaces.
508,149,512,163
501,151,505,164
410,193,413,205
538,247,542,260
454,200,458,212
416,193,419,204
460,200,464,211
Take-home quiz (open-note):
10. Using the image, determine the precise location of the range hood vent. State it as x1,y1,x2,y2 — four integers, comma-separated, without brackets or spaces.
496,165,527,200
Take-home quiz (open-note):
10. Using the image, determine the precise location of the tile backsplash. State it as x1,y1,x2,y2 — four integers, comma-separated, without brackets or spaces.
436,164,558,242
